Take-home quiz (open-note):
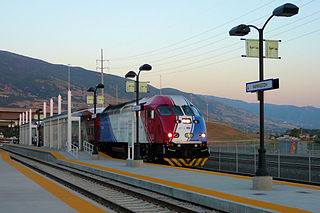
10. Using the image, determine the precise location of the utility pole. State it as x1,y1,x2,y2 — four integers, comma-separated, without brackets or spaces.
96,49,108,107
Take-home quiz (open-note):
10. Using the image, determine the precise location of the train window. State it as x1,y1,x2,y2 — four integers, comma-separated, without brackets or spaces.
182,106,194,116
190,106,200,116
172,105,184,116
157,105,172,116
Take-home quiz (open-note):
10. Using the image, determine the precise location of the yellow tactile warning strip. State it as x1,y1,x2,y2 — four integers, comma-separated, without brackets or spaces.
7,144,320,190
5,145,314,213
59,157,312,212
0,150,107,213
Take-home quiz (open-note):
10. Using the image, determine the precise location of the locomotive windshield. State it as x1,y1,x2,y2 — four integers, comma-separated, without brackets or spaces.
181,105,201,116
157,105,172,116
172,105,183,116
190,106,200,116
182,106,194,116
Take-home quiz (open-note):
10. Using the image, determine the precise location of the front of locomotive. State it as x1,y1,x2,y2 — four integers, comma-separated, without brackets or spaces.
157,96,209,166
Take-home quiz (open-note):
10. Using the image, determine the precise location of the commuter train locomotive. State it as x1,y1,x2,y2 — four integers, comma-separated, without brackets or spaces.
85,95,209,166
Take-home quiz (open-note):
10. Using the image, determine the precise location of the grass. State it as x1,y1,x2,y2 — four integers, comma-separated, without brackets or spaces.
206,121,258,143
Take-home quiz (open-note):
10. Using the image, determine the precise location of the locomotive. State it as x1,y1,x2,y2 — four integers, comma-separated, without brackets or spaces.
88,95,209,166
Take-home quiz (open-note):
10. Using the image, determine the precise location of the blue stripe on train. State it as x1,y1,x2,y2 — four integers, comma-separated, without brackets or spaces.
99,112,117,142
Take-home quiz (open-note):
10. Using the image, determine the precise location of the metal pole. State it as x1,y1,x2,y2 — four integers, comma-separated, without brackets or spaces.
37,110,40,146
68,64,70,91
135,73,141,159
309,151,311,182
218,145,221,171
93,89,98,155
236,144,238,173
255,28,268,177
278,148,280,177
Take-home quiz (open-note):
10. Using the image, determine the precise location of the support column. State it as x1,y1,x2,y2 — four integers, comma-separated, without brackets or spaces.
67,90,72,152
58,94,61,114
29,109,32,146
50,98,53,117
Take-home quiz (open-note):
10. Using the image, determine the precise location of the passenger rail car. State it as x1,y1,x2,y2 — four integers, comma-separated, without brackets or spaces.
95,95,209,166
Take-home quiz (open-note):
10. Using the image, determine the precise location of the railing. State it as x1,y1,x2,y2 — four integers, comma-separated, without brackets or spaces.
84,140,94,156
70,143,79,158
209,142,320,184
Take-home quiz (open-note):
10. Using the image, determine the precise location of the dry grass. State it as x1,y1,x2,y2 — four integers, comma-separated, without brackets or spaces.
206,121,257,142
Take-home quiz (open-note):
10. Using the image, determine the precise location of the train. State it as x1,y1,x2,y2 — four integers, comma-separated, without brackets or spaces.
81,95,209,166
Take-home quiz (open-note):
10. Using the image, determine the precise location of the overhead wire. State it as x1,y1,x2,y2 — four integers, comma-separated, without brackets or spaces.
110,0,280,61
108,0,317,78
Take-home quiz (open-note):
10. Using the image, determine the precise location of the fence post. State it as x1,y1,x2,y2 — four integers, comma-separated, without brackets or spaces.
236,144,238,173
278,147,280,178
219,145,221,171
254,143,256,173
309,150,312,182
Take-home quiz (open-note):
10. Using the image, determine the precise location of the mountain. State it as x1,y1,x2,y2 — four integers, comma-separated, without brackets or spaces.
0,50,306,133
206,96,320,129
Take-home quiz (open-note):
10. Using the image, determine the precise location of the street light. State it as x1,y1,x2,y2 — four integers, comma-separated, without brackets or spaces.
229,3,298,186
36,108,42,147
125,64,152,160
87,83,104,155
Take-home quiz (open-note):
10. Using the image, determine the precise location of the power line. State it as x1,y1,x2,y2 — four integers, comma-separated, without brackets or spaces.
110,0,279,61
282,27,320,44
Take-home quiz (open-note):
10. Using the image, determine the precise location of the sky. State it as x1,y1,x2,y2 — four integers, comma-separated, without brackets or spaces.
1,0,319,108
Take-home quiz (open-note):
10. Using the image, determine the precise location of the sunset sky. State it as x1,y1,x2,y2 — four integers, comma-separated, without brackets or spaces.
1,0,319,107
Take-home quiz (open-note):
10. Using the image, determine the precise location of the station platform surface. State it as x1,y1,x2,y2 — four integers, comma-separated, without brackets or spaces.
2,144,320,213
0,145,108,213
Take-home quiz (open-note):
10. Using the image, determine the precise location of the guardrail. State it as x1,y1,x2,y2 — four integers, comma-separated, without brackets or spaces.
70,144,79,158
84,140,94,156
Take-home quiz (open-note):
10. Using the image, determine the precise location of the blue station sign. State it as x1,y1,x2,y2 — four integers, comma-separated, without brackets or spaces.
246,78,279,93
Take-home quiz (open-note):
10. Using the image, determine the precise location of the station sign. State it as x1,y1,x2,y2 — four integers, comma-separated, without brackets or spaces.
91,114,97,119
131,105,142,111
246,78,279,93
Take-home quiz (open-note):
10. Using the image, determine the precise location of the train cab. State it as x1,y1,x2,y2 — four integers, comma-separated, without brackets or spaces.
141,95,209,161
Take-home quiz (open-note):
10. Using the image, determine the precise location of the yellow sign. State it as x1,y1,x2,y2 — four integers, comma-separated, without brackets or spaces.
126,81,135,92
245,39,259,58
139,82,148,93
87,96,94,104
34,115,44,120
97,96,104,105
126,81,148,93
265,40,279,59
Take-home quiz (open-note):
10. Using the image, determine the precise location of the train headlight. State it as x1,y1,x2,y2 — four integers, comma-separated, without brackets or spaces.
182,118,191,124
168,132,173,138
199,133,206,138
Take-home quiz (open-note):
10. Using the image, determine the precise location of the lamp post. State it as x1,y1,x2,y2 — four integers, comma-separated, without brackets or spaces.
36,108,42,147
125,64,152,160
229,3,298,187
87,83,104,156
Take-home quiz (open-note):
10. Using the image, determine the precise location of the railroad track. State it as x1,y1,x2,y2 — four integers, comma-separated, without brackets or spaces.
2,148,217,213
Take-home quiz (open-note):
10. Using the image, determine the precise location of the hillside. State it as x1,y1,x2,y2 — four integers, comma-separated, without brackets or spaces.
207,96,320,129
0,50,300,133
206,121,257,142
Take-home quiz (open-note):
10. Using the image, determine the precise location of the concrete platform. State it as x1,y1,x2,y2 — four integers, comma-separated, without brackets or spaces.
3,144,320,213
0,146,107,213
